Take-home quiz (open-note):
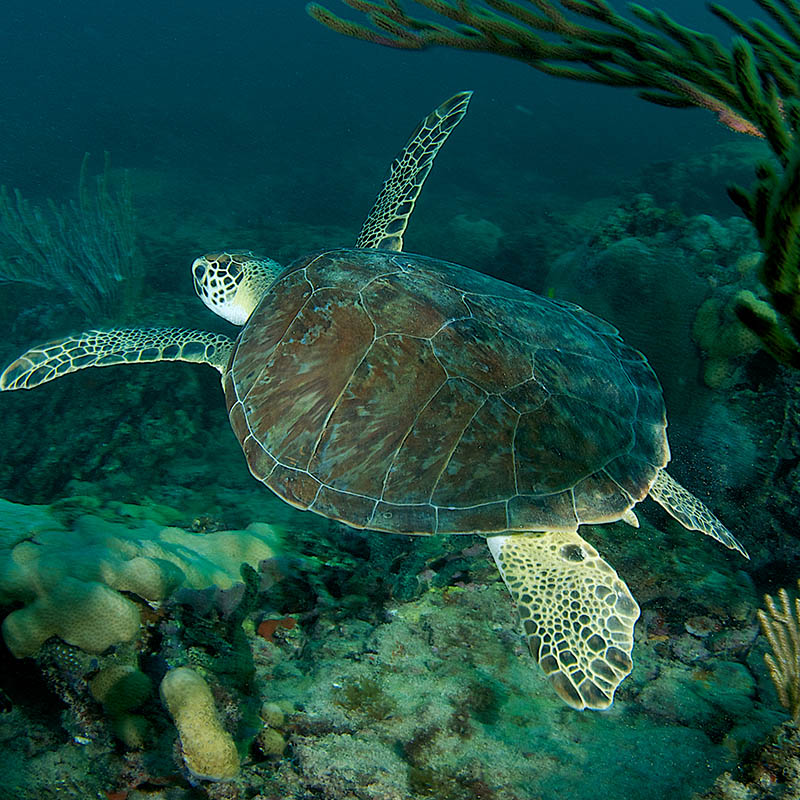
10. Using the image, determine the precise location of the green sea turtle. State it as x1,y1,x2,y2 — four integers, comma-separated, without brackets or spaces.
0,92,747,711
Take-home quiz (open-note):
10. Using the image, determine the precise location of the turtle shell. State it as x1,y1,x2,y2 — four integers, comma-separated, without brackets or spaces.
223,249,668,535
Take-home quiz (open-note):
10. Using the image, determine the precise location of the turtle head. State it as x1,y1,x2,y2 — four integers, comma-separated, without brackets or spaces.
192,251,283,325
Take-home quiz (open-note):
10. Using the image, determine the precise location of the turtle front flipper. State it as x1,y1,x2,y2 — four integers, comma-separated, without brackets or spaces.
0,328,235,391
487,531,640,710
355,90,472,252
649,470,749,559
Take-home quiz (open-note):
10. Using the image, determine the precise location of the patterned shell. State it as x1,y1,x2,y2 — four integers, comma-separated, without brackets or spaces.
223,249,669,536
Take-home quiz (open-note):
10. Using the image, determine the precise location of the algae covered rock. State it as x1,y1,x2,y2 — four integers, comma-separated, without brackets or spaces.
160,666,239,781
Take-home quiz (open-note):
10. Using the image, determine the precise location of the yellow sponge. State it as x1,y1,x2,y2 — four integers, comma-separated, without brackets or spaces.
160,667,239,781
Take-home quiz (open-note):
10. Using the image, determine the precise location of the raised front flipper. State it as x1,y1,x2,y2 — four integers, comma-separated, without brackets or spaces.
487,531,640,710
356,90,472,252
649,470,749,559
0,328,235,391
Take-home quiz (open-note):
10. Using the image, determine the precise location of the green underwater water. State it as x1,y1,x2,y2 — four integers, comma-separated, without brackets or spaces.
0,19,799,793
0,161,798,798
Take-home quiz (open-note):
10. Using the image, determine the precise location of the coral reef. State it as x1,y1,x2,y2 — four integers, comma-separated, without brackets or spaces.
0,497,282,657
0,485,791,799
694,720,800,800
541,194,765,409
244,544,774,800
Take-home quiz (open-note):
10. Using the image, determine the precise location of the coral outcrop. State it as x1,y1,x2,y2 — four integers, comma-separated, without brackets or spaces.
89,663,153,749
0,497,281,657
693,293,763,389
160,666,239,781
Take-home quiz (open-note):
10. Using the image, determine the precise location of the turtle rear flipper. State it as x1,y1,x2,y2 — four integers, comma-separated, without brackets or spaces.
487,531,640,710
0,328,234,391
356,90,472,252
649,470,749,559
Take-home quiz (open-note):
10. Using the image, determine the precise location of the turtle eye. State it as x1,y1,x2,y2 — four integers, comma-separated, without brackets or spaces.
192,259,208,282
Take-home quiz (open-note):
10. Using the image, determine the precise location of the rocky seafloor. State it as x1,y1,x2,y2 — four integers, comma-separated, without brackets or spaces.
0,482,794,800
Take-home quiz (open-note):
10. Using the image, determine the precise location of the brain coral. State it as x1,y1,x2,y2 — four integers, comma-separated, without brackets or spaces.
160,666,239,781
0,498,282,657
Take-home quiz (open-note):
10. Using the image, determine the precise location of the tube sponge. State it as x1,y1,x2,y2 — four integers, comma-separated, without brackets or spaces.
160,667,239,781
